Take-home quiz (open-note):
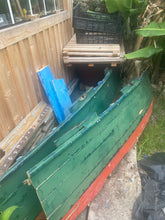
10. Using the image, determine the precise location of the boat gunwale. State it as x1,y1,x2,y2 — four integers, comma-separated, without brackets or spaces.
0,69,113,182
25,72,148,181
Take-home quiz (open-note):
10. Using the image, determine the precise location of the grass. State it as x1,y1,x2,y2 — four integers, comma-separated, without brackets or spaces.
137,88,165,160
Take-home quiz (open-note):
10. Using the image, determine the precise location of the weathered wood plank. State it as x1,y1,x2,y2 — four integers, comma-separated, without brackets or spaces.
0,102,46,153
63,51,120,57
6,45,31,115
0,50,23,127
63,46,120,52
0,11,70,50
62,34,124,64
0,102,55,178
63,57,124,64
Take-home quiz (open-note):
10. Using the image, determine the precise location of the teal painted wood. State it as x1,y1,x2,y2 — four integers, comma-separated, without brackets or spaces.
0,69,118,220
27,73,152,220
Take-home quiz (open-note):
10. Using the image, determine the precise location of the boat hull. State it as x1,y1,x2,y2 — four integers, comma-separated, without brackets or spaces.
27,73,152,220
62,99,153,220
0,69,119,220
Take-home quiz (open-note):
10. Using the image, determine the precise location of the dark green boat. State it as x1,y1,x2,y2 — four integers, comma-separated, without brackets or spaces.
0,69,153,220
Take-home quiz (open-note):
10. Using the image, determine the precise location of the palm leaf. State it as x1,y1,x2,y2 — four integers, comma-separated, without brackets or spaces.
125,45,163,59
104,0,132,18
136,22,165,37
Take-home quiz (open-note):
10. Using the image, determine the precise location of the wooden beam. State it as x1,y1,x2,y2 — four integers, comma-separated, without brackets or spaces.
63,51,120,57
0,11,70,50
0,102,55,178
64,45,120,51
63,57,124,64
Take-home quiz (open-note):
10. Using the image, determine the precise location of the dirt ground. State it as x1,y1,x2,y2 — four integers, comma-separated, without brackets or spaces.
76,146,141,220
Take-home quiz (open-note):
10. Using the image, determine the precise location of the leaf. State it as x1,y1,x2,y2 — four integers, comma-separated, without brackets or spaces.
136,22,165,37
105,0,132,17
0,206,18,220
125,46,163,59
104,0,144,19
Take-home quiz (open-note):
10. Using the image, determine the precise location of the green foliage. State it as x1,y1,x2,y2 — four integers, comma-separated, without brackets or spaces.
137,91,165,160
136,21,165,37
125,21,165,59
101,0,147,19
125,45,163,59
0,206,18,220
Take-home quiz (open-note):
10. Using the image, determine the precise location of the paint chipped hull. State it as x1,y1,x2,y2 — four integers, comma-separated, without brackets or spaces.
0,69,119,220
27,73,152,220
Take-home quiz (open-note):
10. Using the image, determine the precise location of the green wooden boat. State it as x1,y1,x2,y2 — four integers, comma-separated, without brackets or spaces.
0,69,153,220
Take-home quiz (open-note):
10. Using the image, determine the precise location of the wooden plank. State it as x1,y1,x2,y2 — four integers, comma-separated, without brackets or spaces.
51,26,61,78
0,88,15,140
36,32,48,67
0,102,47,153
63,51,120,57
42,29,54,72
57,23,65,80
63,57,124,64
63,46,120,52
6,45,31,115
65,42,120,47
0,50,24,128
23,37,42,102
37,66,72,123
0,11,70,50
0,102,54,178
48,27,59,77
62,20,73,83
17,40,38,108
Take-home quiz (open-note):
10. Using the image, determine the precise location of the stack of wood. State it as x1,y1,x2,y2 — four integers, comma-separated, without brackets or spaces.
0,101,56,178
63,35,125,65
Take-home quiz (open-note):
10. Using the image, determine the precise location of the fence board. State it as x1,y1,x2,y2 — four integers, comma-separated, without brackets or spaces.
0,11,70,50
0,6,73,141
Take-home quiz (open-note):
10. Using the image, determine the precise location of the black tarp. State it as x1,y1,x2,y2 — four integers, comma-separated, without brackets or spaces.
132,153,165,220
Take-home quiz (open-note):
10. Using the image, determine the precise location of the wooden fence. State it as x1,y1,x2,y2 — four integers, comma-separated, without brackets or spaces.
0,0,73,141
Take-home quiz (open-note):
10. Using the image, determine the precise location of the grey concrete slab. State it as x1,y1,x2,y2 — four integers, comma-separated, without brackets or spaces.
76,146,141,220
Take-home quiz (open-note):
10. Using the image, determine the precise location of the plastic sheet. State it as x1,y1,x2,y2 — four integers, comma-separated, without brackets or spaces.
132,153,165,220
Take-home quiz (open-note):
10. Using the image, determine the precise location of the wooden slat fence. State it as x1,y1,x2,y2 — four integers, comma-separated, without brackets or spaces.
0,0,73,141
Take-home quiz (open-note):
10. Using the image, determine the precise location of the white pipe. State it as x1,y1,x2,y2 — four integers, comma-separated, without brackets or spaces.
28,0,33,15
7,0,15,24
43,0,47,15
54,0,56,11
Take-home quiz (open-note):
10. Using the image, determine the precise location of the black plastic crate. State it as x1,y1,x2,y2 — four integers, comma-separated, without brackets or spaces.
75,30,122,44
73,4,123,34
